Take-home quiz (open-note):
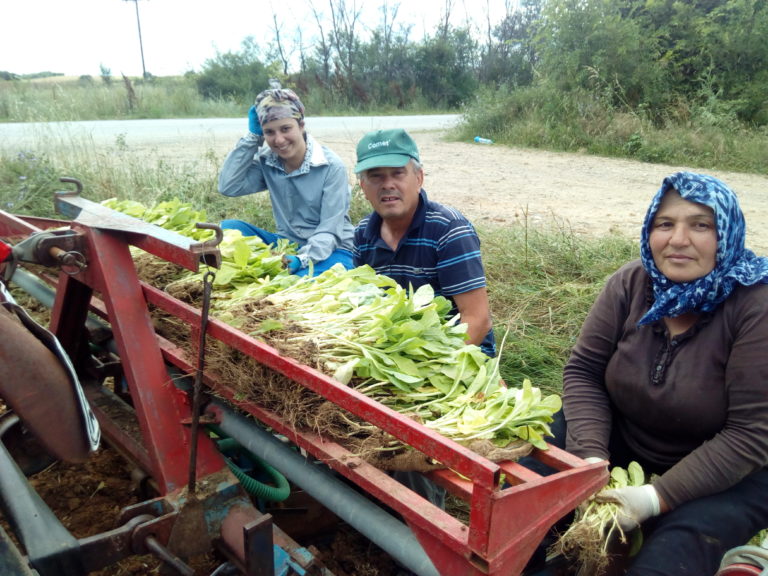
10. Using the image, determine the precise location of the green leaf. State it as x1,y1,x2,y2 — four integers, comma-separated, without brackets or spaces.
232,237,253,268
411,283,435,308
610,466,629,488
456,406,489,434
333,359,359,385
250,319,284,334
628,461,645,487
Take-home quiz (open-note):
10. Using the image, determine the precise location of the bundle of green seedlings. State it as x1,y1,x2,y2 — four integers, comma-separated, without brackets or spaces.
104,198,562,460
102,197,291,286
551,461,647,576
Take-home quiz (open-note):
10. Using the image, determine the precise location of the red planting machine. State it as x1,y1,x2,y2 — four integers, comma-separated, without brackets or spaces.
0,179,609,576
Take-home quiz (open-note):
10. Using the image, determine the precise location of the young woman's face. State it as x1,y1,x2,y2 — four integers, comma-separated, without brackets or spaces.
261,118,306,169
649,190,717,283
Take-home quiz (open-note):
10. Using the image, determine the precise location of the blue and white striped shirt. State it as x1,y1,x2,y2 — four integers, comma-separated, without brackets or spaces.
354,190,496,355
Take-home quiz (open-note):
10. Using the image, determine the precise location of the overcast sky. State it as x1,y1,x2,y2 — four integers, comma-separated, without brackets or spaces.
1,0,510,78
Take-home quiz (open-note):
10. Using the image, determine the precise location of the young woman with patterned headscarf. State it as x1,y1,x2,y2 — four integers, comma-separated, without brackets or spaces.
561,171,768,575
218,88,355,276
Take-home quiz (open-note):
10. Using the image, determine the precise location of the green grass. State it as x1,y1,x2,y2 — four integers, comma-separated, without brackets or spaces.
0,76,450,123
480,220,637,393
457,85,768,176
0,76,243,122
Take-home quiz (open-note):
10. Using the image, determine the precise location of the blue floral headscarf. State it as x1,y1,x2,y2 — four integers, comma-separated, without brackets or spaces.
638,171,768,325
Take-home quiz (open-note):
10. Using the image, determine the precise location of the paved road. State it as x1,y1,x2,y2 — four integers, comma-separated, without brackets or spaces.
0,115,461,149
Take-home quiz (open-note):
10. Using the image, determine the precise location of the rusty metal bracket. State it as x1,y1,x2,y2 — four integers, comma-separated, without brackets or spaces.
10,229,88,275
190,222,223,269
219,506,276,576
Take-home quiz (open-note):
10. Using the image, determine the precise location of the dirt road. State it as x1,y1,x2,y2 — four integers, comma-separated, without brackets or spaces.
4,118,766,252
332,131,768,254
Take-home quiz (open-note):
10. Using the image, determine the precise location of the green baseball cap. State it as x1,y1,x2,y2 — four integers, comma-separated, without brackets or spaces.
354,129,420,173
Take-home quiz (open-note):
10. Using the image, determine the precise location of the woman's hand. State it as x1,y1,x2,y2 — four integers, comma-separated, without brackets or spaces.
595,484,661,531
282,255,302,274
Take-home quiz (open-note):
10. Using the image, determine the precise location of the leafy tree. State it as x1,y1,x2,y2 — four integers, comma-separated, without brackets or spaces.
628,0,768,124
416,28,479,108
698,0,768,123
196,37,276,102
483,0,543,88
181,0,768,123
327,0,364,103
356,25,418,108
536,0,672,116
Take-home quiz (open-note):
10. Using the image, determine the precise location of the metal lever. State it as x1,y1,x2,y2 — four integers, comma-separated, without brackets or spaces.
188,269,216,494
57,177,83,196
143,535,195,576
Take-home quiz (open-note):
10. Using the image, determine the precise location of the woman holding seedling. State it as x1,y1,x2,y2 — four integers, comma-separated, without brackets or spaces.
560,171,768,574
218,87,355,277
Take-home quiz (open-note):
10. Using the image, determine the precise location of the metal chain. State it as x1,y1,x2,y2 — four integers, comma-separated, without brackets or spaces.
187,269,216,494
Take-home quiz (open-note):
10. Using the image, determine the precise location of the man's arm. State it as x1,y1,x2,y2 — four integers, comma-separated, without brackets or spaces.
452,287,493,347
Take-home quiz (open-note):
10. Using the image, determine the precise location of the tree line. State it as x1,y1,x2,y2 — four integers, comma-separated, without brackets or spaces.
195,0,767,126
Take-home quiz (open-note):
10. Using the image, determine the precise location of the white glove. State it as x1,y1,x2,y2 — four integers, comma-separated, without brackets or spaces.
595,484,660,531
584,456,607,464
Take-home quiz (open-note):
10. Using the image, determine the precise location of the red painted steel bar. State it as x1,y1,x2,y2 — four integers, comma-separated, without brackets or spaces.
142,282,501,487
0,210,44,237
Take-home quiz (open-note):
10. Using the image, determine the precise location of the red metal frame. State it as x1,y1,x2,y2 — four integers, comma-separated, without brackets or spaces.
0,199,608,576
0,207,224,494
151,285,606,575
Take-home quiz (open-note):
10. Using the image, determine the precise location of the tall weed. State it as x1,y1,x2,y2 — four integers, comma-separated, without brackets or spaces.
0,76,240,122
481,217,637,393
0,150,61,216
459,85,768,175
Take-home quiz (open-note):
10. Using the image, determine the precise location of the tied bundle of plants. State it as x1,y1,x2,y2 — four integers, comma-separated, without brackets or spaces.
103,197,562,464
551,461,647,576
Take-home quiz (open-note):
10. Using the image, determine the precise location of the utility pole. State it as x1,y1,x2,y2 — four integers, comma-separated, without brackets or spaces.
124,0,148,79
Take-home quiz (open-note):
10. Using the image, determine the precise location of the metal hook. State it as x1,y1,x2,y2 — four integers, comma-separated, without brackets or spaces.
56,177,83,197
192,223,223,249
190,223,223,269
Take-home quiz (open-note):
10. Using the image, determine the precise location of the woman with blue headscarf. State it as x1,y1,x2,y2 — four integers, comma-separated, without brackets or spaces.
562,172,768,574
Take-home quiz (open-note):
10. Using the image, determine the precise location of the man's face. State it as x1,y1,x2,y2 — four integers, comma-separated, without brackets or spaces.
360,162,424,223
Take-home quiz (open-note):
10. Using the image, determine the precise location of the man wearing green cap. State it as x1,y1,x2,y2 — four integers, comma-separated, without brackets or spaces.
353,129,496,356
